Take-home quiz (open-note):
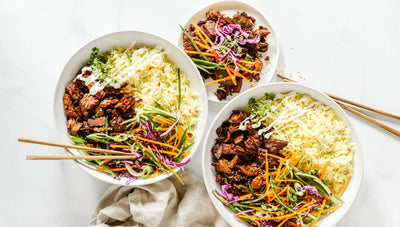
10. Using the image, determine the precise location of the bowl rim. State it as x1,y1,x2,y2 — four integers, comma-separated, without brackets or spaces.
53,30,208,186
177,0,280,103
202,82,363,226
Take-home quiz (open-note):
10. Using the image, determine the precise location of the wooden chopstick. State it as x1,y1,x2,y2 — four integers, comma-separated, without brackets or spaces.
18,138,131,156
336,102,400,137
277,74,400,120
278,76,400,137
26,155,137,160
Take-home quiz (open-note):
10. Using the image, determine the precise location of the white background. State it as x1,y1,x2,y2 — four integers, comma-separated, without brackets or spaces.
1,0,400,226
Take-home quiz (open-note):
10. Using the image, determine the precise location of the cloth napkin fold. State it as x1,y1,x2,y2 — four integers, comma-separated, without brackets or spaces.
89,172,230,227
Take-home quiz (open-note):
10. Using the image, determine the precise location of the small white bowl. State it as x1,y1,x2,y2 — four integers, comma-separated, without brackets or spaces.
178,0,280,103
54,31,208,186
202,82,363,226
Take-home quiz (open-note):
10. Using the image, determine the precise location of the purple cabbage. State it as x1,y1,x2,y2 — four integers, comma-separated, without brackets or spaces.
212,17,260,66
303,185,324,198
215,179,239,202
160,110,182,138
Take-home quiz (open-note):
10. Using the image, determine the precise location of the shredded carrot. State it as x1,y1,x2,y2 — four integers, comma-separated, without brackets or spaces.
237,62,259,74
339,176,352,196
132,136,181,153
204,69,234,85
226,67,255,86
166,134,177,144
275,154,292,184
154,115,174,124
184,50,216,57
193,23,215,46
264,146,269,196
109,132,122,136
239,193,253,200
277,185,290,196
319,160,330,179
311,198,327,227
224,64,237,86
96,167,127,172
158,150,178,156
194,41,210,50
240,208,299,221
182,150,191,158
144,145,184,185
240,59,256,65
99,159,112,165
286,222,302,227
277,217,290,227
163,162,184,185
129,122,136,132
193,24,210,48
275,179,305,186
234,183,250,193
110,144,131,149
266,153,286,160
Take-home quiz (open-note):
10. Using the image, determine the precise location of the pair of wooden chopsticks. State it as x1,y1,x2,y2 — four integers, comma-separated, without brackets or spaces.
277,74,400,137
19,138,137,160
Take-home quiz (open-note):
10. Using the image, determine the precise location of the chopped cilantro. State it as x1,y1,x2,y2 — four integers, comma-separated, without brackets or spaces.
264,93,276,100
244,53,253,61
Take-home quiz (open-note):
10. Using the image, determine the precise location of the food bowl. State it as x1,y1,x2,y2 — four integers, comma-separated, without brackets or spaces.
202,82,362,226
178,0,279,103
54,31,208,186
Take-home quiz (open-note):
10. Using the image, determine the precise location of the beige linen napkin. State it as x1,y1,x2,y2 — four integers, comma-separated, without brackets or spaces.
89,172,230,227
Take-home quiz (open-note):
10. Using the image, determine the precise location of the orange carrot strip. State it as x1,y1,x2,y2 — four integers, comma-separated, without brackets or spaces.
158,150,178,156
129,122,137,132
110,144,131,149
109,132,122,136
99,159,112,166
277,185,290,196
311,199,327,227
182,150,191,158
339,176,352,196
226,67,254,86
239,193,253,200
184,50,216,57
145,145,184,185
264,148,269,196
132,136,180,153
193,24,210,48
240,59,256,65
193,23,215,46
224,64,237,86
286,222,302,227
194,41,210,50
166,134,177,144
319,160,330,179
277,218,290,227
266,153,286,160
96,167,127,172
237,62,259,73
163,162,184,185
204,75,232,85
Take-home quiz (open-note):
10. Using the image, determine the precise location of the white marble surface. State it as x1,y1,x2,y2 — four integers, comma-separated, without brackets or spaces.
1,0,400,226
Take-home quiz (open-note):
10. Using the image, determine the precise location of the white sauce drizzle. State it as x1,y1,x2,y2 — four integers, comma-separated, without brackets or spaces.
75,44,164,96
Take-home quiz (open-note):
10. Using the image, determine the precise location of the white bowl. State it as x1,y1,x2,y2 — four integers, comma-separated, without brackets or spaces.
54,31,208,186
178,0,279,103
202,82,363,226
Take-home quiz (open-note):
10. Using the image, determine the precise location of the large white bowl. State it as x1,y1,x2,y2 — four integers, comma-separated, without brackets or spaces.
202,82,363,226
178,0,279,103
54,31,208,186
